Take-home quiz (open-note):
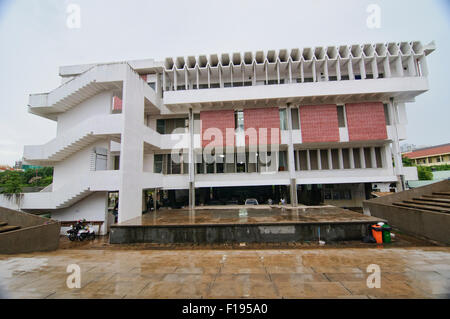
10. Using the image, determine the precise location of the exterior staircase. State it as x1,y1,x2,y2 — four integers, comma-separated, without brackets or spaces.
28,62,163,118
0,221,21,233
393,191,450,213
23,114,122,164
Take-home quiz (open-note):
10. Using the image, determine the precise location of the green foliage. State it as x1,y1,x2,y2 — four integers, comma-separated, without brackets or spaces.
0,171,23,194
417,166,433,180
0,167,53,191
402,156,414,167
429,164,450,171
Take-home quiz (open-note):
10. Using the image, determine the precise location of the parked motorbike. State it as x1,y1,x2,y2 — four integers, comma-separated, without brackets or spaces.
67,219,95,241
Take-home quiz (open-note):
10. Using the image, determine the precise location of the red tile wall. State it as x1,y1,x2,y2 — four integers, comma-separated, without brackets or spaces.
200,110,235,147
112,96,122,111
300,104,340,143
346,102,387,141
244,107,281,145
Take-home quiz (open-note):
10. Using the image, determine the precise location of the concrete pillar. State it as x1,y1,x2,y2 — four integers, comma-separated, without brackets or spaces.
360,147,366,169
286,103,298,206
349,148,355,169
317,149,322,170
328,149,332,170
370,147,377,168
389,99,405,191
338,148,344,169
306,149,311,170
188,108,195,209
118,66,145,223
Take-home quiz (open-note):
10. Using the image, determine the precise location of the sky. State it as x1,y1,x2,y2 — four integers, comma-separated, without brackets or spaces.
0,0,449,166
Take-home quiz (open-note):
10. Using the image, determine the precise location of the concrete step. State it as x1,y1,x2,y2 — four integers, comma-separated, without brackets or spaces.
432,192,450,197
404,199,450,208
0,221,7,227
0,225,21,233
393,201,450,213
417,196,450,203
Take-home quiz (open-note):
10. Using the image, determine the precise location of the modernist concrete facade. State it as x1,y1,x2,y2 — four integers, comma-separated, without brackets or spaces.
14,41,434,230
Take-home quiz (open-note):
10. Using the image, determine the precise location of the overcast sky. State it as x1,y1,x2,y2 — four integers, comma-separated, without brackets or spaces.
0,0,449,166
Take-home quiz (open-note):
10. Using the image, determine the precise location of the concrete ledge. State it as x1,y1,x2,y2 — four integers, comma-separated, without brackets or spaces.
110,221,377,244
0,206,60,254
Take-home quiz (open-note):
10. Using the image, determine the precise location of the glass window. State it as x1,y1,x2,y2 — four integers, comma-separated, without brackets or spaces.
291,108,299,130
154,154,163,173
156,119,165,134
337,105,346,128
235,110,244,132
383,104,391,125
280,109,288,130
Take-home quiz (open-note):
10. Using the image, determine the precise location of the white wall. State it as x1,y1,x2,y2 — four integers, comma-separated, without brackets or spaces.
55,191,109,235
56,90,113,134
53,139,110,190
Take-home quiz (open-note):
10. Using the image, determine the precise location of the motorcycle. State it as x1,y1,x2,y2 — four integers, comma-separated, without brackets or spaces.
77,224,95,241
67,219,95,241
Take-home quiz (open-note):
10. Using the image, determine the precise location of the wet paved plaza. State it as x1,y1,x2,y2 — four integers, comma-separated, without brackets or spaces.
1,246,449,299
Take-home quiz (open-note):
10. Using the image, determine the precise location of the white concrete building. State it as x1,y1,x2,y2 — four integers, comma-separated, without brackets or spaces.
14,41,434,232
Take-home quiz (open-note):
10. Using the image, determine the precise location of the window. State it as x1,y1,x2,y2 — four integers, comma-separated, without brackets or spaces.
236,153,246,172
235,110,244,132
194,114,200,134
94,147,107,171
148,82,156,90
383,104,391,125
154,154,163,173
114,156,120,170
291,108,300,130
278,151,288,171
156,119,165,134
337,105,346,128
195,153,204,174
279,109,288,130
157,118,188,134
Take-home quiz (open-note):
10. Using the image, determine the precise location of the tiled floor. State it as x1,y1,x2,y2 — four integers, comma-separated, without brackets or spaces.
0,247,449,299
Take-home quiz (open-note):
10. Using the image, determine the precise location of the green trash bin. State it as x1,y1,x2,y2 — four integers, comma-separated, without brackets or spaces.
382,224,392,243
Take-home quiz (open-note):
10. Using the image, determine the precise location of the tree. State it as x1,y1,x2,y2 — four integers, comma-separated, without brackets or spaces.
0,171,23,194
417,166,433,181
402,155,414,167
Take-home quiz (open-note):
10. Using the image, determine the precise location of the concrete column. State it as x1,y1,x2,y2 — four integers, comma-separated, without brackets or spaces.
360,147,366,169
389,99,405,191
349,148,355,169
306,149,311,170
286,103,298,206
317,149,322,170
370,147,377,168
118,66,145,223
338,148,344,169
188,108,195,209
327,149,332,170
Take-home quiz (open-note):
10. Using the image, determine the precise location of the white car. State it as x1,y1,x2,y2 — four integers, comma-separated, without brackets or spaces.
244,198,258,205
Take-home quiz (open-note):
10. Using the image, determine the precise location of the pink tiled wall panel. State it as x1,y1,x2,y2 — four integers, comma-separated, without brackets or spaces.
243,107,281,145
112,96,122,111
200,110,235,147
300,104,340,143
346,102,387,141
